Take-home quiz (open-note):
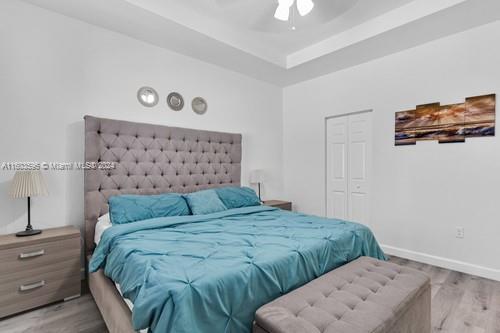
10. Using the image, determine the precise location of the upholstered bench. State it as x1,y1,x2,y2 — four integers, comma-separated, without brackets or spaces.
254,257,431,333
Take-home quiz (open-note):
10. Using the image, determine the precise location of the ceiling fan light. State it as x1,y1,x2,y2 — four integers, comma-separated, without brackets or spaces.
297,0,314,16
274,5,290,21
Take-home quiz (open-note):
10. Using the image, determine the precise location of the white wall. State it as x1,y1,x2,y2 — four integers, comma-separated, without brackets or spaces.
0,0,283,236
1,0,499,281
283,21,500,280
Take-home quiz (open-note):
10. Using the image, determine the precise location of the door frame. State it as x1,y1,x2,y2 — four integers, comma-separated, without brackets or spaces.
324,109,373,218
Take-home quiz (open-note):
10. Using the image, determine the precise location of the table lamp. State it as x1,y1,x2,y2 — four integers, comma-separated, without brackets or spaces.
250,169,264,202
9,170,48,237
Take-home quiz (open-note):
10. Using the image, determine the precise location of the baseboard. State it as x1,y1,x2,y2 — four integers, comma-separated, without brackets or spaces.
381,244,500,282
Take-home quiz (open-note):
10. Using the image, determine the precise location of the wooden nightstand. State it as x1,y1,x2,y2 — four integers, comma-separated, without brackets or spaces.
0,226,81,318
263,200,292,211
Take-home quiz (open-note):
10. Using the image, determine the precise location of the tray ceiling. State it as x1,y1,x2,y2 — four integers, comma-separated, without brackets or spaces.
21,0,500,86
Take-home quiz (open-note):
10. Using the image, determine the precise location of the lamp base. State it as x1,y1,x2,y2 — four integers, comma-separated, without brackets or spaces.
16,229,42,237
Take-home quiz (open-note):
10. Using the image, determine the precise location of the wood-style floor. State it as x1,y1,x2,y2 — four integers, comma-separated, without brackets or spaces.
0,256,499,333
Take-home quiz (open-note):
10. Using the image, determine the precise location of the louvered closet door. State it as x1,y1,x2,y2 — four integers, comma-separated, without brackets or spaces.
327,112,371,226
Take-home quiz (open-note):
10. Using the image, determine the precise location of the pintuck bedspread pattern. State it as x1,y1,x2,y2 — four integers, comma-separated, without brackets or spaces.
89,206,386,333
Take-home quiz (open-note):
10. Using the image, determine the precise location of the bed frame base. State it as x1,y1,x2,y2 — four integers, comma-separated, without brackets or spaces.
88,268,136,333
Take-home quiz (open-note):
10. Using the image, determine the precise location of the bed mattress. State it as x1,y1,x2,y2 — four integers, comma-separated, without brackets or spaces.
115,283,133,310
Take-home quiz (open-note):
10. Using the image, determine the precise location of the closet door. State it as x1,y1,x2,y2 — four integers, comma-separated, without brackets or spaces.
326,117,348,220
326,112,371,226
347,112,371,225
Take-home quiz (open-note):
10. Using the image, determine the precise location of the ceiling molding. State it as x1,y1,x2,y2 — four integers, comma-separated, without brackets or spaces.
286,0,469,68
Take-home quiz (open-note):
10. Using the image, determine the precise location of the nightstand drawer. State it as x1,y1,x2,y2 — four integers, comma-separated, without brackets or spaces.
0,265,80,318
0,237,80,276
0,256,80,286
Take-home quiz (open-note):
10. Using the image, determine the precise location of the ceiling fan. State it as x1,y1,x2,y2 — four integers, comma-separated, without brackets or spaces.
274,0,314,21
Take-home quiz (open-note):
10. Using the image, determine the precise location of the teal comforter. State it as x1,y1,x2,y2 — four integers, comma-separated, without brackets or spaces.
89,206,385,333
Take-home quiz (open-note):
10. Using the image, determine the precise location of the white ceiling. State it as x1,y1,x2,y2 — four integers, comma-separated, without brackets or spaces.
22,0,500,86
124,0,415,66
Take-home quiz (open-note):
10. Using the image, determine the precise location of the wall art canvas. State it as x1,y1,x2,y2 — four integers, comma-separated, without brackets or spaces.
438,103,466,143
464,94,496,137
395,94,495,146
395,110,416,146
414,103,440,141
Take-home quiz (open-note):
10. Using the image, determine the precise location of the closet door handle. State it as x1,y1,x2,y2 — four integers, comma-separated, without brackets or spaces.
19,249,45,259
19,280,45,291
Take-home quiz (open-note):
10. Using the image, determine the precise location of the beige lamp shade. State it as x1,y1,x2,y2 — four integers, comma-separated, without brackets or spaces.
9,171,49,198
250,169,264,183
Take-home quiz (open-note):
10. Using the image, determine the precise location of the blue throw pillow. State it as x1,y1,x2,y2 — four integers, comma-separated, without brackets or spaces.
109,193,190,225
215,186,261,209
184,189,227,215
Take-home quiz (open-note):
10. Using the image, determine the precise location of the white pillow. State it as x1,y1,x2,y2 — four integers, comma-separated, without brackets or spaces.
94,213,112,245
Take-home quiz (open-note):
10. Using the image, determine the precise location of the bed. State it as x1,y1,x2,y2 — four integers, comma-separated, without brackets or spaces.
84,116,385,333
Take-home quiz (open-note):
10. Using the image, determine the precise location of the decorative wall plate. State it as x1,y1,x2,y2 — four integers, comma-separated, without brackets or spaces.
167,92,184,111
192,97,208,115
137,86,159,107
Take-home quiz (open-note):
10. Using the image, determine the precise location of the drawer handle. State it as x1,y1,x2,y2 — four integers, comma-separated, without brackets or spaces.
19,280,45,291
19,249,45,259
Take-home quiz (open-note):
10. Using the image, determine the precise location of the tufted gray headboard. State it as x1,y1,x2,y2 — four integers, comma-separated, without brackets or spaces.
84,115,242,255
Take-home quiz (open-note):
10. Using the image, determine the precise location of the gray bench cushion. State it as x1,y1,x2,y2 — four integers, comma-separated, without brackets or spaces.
255,257,430,333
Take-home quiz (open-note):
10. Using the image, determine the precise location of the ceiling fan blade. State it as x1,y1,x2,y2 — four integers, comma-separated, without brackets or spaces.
274,5,290,21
